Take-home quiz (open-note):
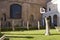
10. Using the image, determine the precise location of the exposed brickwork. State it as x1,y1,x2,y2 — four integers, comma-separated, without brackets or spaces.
0,0,46,25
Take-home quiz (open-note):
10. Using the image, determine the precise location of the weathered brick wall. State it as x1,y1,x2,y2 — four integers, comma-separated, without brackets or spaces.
0,0,46,24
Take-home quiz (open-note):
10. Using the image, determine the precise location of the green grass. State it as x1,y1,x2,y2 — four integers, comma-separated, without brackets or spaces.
1,29,60,40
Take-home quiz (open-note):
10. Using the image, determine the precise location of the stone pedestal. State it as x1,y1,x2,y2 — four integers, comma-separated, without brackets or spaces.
27,21,29,30
38,21,40,30
12,20,15,31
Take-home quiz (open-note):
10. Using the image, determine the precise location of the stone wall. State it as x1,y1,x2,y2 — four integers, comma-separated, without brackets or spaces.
0,0,46,26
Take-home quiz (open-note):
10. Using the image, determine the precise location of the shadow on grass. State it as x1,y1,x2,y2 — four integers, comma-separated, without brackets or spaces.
51,34,60,35
1,29,40,32
6,36,34,39
4,34,44,35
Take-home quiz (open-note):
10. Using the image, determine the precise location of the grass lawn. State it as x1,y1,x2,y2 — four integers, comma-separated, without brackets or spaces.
1,29,60,40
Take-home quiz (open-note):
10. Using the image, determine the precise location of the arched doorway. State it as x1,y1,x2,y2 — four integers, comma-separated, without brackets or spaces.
53,15,57,26
29,15,35,27
10,4,22,19
30,15,34,22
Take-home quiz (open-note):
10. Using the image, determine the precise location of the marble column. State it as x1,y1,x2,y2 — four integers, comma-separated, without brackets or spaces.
51,16,53,26
57,16,60,26
12,20,15,31
27,21,29,30
38,21,40,30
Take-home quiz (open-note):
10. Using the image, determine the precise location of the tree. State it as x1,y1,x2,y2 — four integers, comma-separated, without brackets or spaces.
45,18,50,35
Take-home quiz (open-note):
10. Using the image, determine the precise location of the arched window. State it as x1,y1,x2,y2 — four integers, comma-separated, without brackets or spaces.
10,4,22,19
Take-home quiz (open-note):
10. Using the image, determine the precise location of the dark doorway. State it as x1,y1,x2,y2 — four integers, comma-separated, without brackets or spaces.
10,4,22,19
53,15,57,26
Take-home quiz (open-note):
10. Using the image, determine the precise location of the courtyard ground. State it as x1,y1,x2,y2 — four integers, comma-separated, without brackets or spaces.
1,29,60,40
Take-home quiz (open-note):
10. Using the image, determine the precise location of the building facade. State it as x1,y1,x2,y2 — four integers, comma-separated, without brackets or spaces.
43,0,60,27
0,0,46,28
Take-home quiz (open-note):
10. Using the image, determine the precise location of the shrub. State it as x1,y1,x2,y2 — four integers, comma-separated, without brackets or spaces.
0,33,3,37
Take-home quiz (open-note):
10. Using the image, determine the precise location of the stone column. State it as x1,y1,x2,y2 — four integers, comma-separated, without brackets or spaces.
27,21,29,30
38,21,40,30
57,16,60,26
51,16,53,26
45,18,50,35
23,21,24,27
12,20,15,31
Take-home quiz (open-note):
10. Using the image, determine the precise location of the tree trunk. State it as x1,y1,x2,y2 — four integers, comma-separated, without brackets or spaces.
45,18,50,35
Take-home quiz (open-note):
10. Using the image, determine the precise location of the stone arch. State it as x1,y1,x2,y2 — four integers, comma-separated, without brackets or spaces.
53,15,57,26
29,15,35,27
10,4,22,19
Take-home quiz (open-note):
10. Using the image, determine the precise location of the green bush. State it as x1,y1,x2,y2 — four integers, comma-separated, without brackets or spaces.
0,33,3,37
